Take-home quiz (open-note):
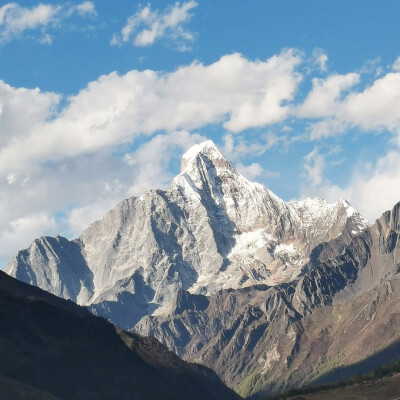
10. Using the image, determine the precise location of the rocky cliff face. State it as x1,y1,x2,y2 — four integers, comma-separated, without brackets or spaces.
136,202,400,398
4,140,367,330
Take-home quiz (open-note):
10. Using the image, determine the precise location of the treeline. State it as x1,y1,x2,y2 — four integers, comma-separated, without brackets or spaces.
263,359,400,399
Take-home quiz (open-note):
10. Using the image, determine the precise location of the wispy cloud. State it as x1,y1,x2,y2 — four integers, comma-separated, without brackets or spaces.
393,56,400,72
312,48,328,72
68,1,97,18
222,132,287,161
111,1,198,51
303,147,326,187
0,1,96,45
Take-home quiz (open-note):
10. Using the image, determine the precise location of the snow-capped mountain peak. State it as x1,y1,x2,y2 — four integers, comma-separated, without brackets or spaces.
180,140,228,172
5,140,368,329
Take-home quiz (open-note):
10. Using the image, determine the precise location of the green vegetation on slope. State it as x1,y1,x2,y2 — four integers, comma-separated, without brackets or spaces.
263,359,400,400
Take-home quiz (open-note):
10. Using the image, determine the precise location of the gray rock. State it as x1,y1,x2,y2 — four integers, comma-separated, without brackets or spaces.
5,140,367,330
137,201,400,397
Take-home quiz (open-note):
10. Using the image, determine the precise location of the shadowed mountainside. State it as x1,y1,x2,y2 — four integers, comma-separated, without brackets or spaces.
0,270,240,400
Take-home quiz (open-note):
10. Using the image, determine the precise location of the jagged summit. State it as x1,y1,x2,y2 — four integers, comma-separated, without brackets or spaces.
180,140,234,180
180,140,224,171
5,139,368,330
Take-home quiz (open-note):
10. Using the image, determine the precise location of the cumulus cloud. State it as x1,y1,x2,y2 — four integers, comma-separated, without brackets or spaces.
296,73,360,120
345,150,400,221
111,1,197,50
0,1,96,44
0,50,302,178
0,50,303,265
4,49,400,265
342,73,400,131
0,80,60,148
297,70,400,139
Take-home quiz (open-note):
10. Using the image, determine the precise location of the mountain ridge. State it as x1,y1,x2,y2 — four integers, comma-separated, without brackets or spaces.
135,200,400,397
5,140,384,398
5,140,368,329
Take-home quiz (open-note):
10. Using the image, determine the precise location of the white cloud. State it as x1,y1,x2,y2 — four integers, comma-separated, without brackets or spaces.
342,73,400,131
296,73,360,119
67,198,120,235
40,32,53,45
300,145,343,195
0,50,302,264
393,56,400,72
111,1,197,50
303,149,400,223
0,2,96,44
306,118,348,140
222,132,286,161
70,1,97,17
358,57,382,75
298,70,400,139
236,162,279,181
312,48,328,71
346,151,400,221
0,213,57,265
123,130,205,196
0,129,204,265
0,50,302,178
303,147,325,187
0,80,60,148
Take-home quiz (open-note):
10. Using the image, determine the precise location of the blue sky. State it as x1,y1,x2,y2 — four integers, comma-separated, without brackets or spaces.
1,0,400,266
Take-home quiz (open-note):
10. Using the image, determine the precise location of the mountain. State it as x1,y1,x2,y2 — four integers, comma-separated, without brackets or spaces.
0,270,239,400
4,140,367,331
136,202,400,398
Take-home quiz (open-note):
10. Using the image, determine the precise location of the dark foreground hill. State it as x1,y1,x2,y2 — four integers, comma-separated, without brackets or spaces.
0,270,240,400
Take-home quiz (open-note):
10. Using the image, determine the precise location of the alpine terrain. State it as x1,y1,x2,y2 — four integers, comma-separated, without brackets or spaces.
5,140,367,327
0,270,239,400
6,140,400,397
